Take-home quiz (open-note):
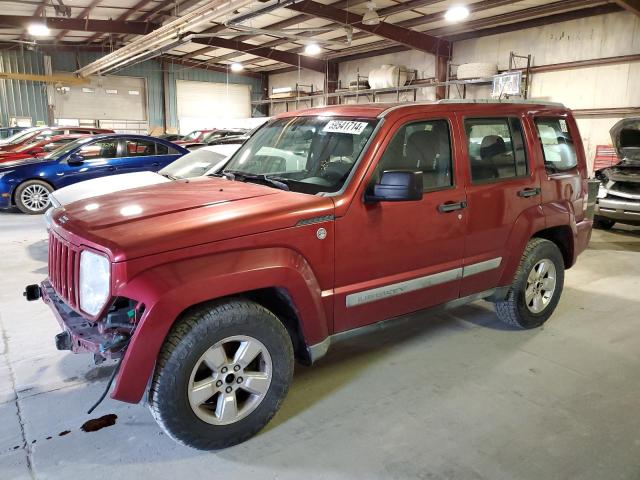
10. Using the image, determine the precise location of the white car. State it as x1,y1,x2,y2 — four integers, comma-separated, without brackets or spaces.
44,144,240,228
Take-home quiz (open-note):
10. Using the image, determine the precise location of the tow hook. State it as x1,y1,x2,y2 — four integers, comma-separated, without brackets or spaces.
55,331,72,351
23,284,41,301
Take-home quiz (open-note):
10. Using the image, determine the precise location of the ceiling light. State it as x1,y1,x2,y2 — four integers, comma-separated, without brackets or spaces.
304,43,322,56
362,2,380,26
444,5,470,22
27,22,50,37
230,62,244,72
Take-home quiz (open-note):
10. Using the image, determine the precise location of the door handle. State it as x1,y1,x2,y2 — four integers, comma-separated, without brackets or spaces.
152,162,160,166
108,166,116,171
517,187,541,198
438,201,467,213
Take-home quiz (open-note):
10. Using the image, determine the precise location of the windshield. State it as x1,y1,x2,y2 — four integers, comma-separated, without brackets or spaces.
160,149,228,179
223,116,378,194
44,136,95,160
0,127,40,145
184,130,204,141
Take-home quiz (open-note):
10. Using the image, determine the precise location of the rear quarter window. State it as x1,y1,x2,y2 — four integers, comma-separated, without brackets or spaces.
534,118,578,173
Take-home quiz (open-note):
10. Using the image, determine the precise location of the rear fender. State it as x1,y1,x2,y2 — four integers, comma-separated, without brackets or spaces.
496,204,546,286
111,247,328,403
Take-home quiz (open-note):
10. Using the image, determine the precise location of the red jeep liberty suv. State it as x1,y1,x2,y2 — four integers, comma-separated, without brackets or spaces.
27,100,595,449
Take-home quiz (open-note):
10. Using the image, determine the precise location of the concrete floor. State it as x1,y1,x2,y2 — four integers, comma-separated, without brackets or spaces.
1,210,639,480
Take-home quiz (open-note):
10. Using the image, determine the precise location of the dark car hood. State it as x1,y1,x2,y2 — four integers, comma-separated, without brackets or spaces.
610,118,640,161
52,176,335,262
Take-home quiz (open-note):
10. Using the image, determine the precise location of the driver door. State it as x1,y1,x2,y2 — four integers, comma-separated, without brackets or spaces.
56,139,120,188
333,115,467,333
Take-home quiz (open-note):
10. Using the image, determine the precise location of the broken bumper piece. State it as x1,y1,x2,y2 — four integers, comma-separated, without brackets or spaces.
37,280,126,359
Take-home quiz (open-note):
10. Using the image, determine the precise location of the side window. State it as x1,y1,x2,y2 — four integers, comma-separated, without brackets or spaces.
156,142,169,155
124,139,156,156
534,118,578,172
77,140,118,159
34,130,56,141
465,118,528,182
377,119,453,190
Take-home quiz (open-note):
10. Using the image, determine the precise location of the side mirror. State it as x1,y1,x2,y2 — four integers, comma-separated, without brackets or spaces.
67,152,85,165
366,170,423,202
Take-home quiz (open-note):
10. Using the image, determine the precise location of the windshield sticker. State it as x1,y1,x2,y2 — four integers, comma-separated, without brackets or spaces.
323,120,368,135
559,119,568,133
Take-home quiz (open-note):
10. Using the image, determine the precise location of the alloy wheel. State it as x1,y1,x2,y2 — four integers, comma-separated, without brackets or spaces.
525,258,557,314
20,184,50,212
187,335,273,426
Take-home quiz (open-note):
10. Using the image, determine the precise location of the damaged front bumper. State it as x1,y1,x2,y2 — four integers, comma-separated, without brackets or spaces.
26,280,128,360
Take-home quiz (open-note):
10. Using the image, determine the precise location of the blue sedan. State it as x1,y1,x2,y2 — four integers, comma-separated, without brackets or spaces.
0,134,188,214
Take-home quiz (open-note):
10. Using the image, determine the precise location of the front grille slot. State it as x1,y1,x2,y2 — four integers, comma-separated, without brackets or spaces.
48,232,78,308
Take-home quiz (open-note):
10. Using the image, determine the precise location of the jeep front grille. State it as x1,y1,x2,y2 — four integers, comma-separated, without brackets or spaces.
48,232,79,308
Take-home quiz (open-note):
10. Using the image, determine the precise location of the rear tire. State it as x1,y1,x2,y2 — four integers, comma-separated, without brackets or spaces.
593,216,615,230
148,298,294,450
495,238,565,329
15,180,53,214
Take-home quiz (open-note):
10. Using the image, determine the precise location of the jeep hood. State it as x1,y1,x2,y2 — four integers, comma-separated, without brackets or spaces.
52,176,335,261
610,118,640,162
0,156,49,170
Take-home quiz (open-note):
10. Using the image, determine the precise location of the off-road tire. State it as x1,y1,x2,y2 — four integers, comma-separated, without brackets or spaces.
593,216,615,230
15,180,53,214
495,238,565,329
148,298,294,450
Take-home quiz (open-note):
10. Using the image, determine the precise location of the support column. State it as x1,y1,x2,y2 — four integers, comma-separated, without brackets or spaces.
435,54,448,100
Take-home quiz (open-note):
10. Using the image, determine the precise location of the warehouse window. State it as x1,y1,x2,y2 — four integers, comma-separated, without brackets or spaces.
376,119,452,191
465,118,528,182
535,118,578,172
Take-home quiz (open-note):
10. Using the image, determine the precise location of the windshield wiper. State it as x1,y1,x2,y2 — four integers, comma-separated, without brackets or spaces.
221,171,290,191
160,173,178,180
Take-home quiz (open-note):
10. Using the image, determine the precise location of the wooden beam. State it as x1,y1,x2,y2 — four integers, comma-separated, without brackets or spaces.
0,15,160,35
0,72,89,85
288,0,449,56
613,0,640,16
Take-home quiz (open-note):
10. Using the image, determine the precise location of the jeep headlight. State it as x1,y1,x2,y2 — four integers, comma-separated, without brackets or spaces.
597,183,608,199
79,250,110,316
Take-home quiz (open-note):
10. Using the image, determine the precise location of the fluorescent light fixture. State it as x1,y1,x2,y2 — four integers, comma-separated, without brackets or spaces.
230,62,244,72
362,2,380,26
304,43,322,56
28,23,50,37
444,5,470,22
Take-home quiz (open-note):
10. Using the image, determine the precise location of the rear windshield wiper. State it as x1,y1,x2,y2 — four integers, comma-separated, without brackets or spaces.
221,171,290,191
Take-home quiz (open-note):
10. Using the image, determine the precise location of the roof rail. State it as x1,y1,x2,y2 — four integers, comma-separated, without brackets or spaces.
378,98,566,117
436,98,565,107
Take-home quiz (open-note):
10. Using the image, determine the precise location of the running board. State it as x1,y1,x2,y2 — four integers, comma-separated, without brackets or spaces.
307,288,496,364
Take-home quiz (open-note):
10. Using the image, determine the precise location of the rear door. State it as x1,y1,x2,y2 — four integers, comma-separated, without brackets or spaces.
333,114,467,333
457,113,542,297
116,138,181,174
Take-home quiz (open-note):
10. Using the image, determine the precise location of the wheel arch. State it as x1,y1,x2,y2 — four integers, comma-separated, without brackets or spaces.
531,225,574,268
11,177,55,206
111,247,329,403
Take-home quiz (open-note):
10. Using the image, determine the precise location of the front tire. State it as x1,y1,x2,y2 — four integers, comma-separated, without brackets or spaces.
495,238,565,329
149,299,294,450
15,180,53,214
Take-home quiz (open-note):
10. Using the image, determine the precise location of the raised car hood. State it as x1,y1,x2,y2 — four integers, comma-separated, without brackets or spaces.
52,176,335,262
610,118,640,162
52,171,169,207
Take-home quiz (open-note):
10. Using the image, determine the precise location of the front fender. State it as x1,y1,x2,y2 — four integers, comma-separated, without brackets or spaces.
111,247,328,403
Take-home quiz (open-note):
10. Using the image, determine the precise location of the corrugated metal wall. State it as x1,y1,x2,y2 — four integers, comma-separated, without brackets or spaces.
0,49,49,127
0,48,265,131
